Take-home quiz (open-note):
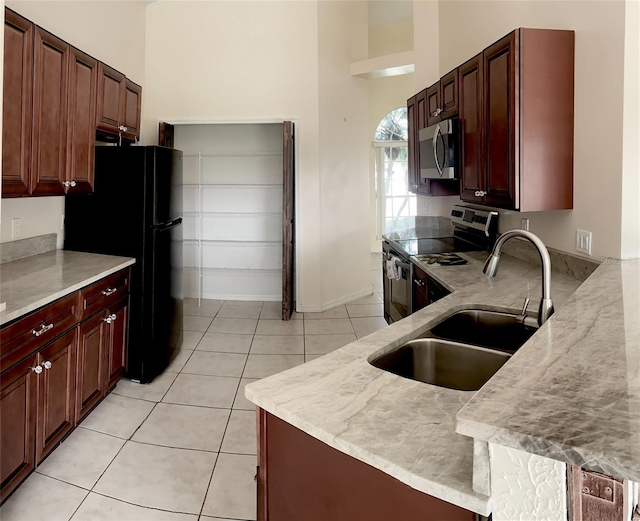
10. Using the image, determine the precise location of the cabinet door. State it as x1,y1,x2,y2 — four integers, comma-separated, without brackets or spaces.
96,62,125,135
415,89,432,195
0,355,37,502
105,298,128,391
426,82,441,126
440,69,459,119
76,312,108,422
2,9,33,197
406,96,419,194
121,79,142,141
483,31,518,209
66,47,97,194
459,54,485,203
31,26,69,197
36,329,77,463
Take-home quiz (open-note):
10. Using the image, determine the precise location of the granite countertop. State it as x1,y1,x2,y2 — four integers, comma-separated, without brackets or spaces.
245,252,583,515
0,250,136,326
456,259,640,483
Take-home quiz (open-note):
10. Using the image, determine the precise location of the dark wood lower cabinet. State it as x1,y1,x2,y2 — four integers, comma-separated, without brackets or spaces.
257,408,477,521
0,355,37,503
76,311,108,422
35,328,77,463
106,298,128,391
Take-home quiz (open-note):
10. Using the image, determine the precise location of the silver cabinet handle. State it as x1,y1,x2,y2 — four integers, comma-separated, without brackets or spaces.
474,190,487,197
41,361,52,370
32,365,43,374
414,279,426,287
32,323,54,337
63,181,77,187
102,288,118,296
103,313,117,324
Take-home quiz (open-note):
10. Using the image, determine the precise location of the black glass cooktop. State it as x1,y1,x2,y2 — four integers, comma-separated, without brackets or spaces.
393,237,481,256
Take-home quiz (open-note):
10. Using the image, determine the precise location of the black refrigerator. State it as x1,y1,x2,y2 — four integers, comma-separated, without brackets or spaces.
65,146,183,383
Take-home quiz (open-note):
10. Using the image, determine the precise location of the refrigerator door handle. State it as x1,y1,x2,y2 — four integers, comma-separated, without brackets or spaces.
153,217,183,231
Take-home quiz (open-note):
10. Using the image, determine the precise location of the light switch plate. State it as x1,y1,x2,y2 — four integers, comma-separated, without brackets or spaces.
0,302,6,312
576,229,592,255
521,218,530,231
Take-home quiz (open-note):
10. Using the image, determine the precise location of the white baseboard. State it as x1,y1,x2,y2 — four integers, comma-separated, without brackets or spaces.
198,293,281,302
298,287,374,313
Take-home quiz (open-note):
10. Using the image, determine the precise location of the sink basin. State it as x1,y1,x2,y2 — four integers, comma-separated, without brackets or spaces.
426,309,537,353
369,338,511,391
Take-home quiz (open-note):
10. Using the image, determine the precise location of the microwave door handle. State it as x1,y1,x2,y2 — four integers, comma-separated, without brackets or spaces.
432,125,444,178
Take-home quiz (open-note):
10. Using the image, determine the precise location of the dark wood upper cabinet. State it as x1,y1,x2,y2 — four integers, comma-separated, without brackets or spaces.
406,95,419,193
459,28,574,211
30,27,69,197
35,329,77,463
96,61,125,135
459,54,484,203
0,354,37,503
440,69,459,120
483,32,517,209
2,10,33,197
96,63,142,142
425,82,441,127
122,79,142,141
66,47,98,194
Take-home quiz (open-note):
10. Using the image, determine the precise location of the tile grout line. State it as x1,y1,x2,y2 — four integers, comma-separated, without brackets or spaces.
198,301,262,519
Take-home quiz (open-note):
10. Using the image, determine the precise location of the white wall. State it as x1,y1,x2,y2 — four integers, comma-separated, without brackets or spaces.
0,1,147,248
143,0,322,311
621,0,640,259
317,0,370,307
434,0,627,260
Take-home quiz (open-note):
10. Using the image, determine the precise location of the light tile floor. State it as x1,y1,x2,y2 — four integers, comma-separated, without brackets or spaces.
1,254,385,521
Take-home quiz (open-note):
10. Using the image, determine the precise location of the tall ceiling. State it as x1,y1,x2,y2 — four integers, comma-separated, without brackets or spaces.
368,0,413,28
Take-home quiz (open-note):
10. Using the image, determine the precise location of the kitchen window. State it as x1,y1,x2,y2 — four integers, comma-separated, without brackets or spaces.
374,107,416,239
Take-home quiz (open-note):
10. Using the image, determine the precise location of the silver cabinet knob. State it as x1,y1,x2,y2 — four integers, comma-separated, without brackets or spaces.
474,190,487,197
32,323,54,337
102,287,117,296
32,365,43,374
42,361,52,370
431,108,443,117
118,125,128,132
103,313,117,324
62,181,77,188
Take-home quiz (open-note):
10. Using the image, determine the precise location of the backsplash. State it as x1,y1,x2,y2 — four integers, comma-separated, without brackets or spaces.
501,238,600,282
1,233,57,264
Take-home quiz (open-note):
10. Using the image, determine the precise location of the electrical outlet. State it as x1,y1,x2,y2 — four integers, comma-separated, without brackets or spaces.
521,218,530,231
422,201,432,214
576,229,592,255
11,218,21,239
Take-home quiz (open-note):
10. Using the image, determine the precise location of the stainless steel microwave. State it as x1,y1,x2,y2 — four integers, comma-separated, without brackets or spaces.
419,119,457,179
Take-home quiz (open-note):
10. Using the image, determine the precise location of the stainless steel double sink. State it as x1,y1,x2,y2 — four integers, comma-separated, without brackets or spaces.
369,309,538,391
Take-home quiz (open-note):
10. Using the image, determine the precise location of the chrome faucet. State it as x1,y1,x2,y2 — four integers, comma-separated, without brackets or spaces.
483,229,554,327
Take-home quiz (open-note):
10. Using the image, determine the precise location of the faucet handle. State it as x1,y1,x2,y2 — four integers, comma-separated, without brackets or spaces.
521,298,531,315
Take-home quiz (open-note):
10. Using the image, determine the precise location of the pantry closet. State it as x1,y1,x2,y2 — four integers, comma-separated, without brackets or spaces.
167,122,295,318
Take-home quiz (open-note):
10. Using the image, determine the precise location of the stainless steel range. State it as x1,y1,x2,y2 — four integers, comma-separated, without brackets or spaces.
382,205,498,324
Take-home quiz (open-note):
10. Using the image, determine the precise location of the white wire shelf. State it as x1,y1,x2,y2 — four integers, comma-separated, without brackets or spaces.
183,183,282,188
185,266,281,273
184,211,282,217
183,239,281,244
183,152,282,158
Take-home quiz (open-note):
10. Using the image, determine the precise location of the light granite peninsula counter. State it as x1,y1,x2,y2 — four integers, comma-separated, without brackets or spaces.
246,252,584,516
0,249,135,326
456,259,640,484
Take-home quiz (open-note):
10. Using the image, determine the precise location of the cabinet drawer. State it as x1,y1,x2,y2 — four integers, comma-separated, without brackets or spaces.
0,292,79,373
79,269,129,321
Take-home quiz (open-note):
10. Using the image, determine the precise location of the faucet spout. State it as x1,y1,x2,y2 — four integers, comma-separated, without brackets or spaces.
483,229,554,326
